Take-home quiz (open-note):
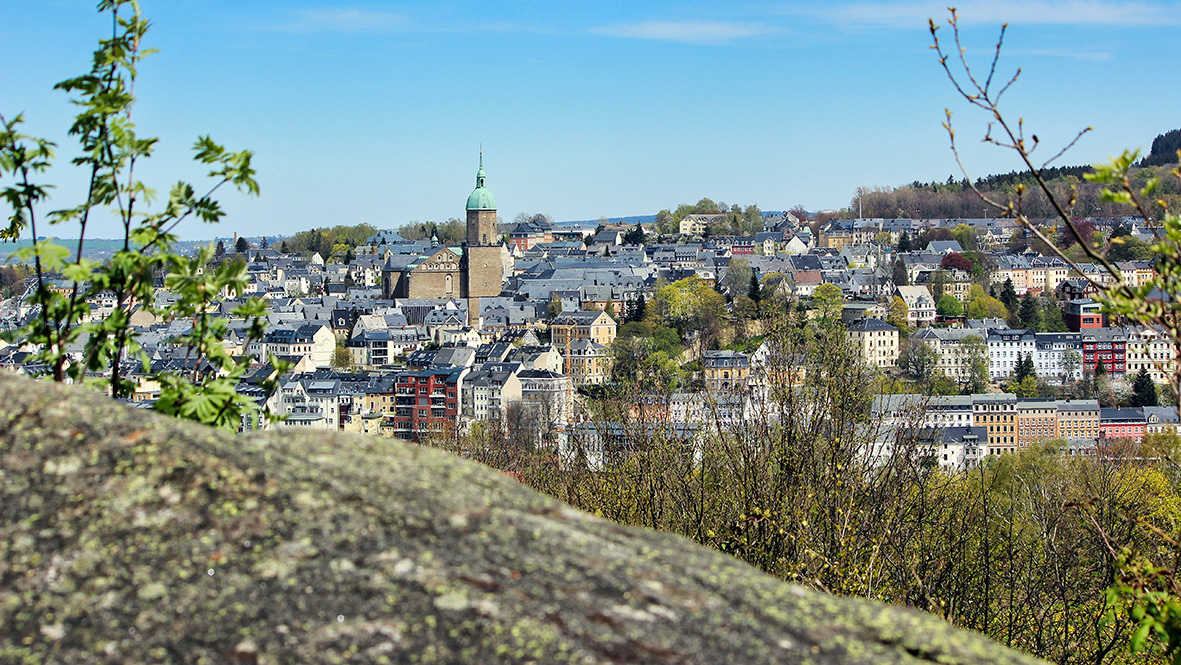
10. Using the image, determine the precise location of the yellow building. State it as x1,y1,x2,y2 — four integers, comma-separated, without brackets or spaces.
551,310,617,347
973,394,1017,453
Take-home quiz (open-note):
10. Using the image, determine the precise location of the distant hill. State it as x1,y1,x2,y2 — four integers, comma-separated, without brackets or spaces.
1140,129,1181,167
854,128,1181,220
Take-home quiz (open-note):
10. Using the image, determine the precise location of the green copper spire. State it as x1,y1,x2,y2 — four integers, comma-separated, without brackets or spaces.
466,151,496,211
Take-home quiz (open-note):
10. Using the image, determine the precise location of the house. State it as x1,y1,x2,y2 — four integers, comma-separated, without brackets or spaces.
846,318,899,369
986,328,1036,381
895,285,936,327
702,350,750,391
563,339,611,386
679,214,724,236
460,364,522,426
550,310,617,348
1100,407,1146,443
387,366,468,441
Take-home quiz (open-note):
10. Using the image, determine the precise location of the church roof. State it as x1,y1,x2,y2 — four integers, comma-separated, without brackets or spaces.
466,153,497,211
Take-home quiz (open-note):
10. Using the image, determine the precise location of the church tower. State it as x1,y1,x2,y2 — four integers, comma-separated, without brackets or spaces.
463,153,504,323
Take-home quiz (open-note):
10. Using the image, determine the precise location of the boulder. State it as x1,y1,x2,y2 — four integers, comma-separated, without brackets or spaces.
0,374,1043,664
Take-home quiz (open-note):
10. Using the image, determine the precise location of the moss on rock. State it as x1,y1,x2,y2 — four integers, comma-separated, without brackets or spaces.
0,374,1045,664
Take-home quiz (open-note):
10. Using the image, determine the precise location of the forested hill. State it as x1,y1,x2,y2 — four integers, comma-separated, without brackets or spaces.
853,128,1180,220
1141,128,1181,167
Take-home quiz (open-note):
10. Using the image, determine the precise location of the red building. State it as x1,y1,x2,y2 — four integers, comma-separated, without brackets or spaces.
1081,329,1127,375
1064,298,1104,332
390,366,467,441
1099,407,1146,443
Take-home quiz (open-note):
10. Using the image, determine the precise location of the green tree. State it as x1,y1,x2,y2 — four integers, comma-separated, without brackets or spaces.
623,222,645,245
964,285,1009,320
887,295,910,334
0,1,278,428
1041,300,1068,332
1017,293,1041,330
215,240,226,257
332,345,353,369
892,257,908,287
898,337,938,383
652,276,726,339
936,294,963,317
811,283,844,324
1013,353,1035,383
930,269,948,299
235,236,249,253
897,231,913,252
1132,368,1159,407
998,279,1018,312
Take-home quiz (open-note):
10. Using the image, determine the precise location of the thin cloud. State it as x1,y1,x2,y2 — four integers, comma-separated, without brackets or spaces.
591,20,778,44
796,1,1181,28
268,9,413,34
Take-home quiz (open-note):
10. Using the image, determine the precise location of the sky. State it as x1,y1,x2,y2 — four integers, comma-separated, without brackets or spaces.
1,0,1179,240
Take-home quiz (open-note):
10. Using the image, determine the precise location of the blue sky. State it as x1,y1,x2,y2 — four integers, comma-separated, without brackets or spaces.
1,1,1178,240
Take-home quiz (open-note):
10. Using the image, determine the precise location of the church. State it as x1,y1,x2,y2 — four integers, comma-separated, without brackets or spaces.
381,156,507,322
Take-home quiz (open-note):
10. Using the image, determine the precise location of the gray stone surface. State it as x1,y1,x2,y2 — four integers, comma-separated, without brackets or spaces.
0,374,1045,664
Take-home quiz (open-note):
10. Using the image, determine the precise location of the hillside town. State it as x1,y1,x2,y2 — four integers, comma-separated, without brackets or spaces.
1,160,1175,469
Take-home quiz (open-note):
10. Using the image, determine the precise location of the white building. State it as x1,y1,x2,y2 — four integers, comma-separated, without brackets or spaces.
895,285,936,327
1033,332,1083,385
987,328,1036,381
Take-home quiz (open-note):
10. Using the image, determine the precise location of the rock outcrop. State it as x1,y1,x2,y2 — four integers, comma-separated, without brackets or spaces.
0,374,1043,664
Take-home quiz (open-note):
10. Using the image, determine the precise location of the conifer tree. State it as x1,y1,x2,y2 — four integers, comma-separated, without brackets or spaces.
1132,367,1159,407
1018,293,1041,330
999,279,1018,312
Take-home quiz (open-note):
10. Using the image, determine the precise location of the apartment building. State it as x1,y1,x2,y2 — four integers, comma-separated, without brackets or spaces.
847,317,900,369
973,393,1018,453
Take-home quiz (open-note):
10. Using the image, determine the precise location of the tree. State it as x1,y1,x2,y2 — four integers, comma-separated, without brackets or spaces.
1059,349,1082,386
547,295,563,321
0,1,275,428
1132,368,1159,407
898,337,938,383
1010,375,1038,398
964,285,1009,320
940,252,973,273
930,269,948,299
811,283,844,324
235,236,249,253
1017,293,1041,330
892,257,908,287
748,272,761,303
630,292,647,323
1014,353,1035,383
963,334,989,393
280,240,289,253
720,257,752,299
1041,301,1068,332
887,296,910,334
652,277,726,342
215,240,226,257
623,222,645,245
331,345,353,369
261,236,269,249
999,279,1018,312
936,294,963,318
897,231,913,252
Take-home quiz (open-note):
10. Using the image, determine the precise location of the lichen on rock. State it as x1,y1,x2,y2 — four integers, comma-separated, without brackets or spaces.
0,374,1045,664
